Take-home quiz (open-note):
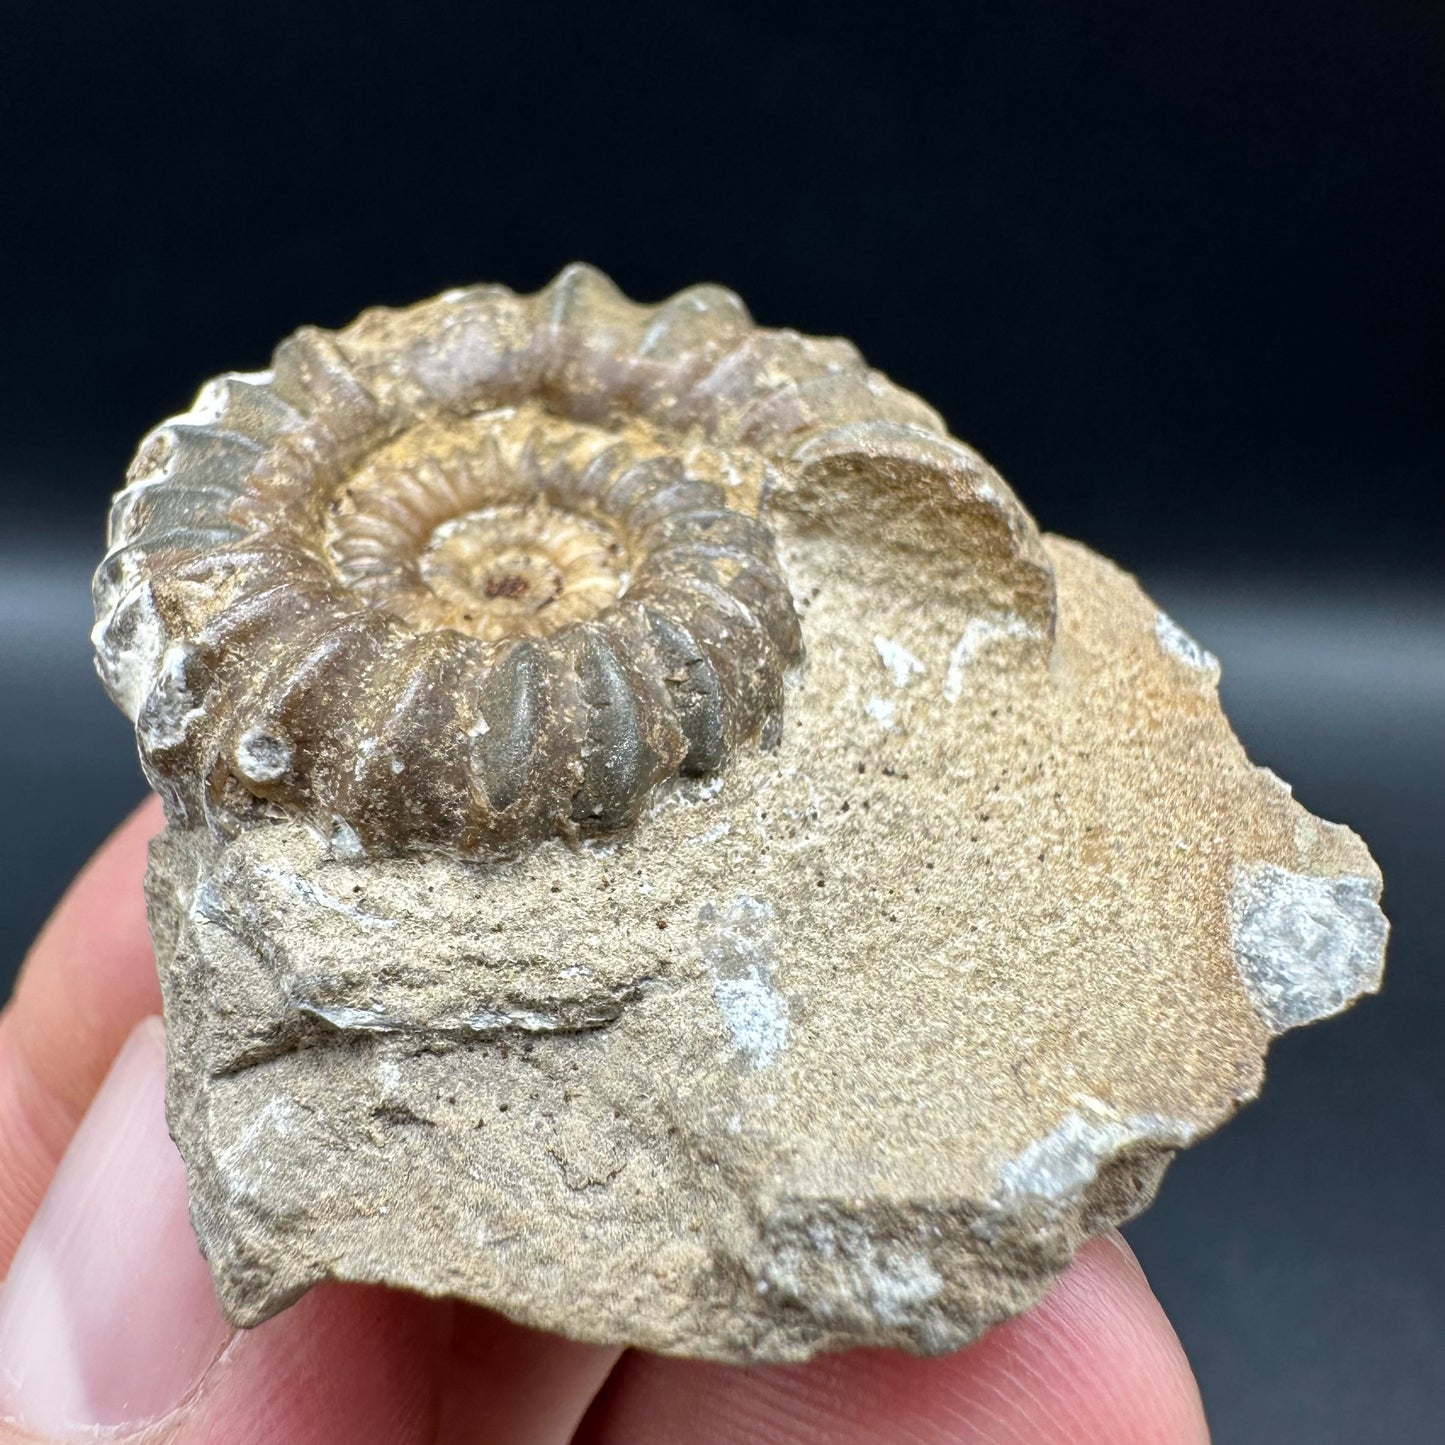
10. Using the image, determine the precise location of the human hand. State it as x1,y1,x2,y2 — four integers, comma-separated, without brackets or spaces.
0,798,1209,1443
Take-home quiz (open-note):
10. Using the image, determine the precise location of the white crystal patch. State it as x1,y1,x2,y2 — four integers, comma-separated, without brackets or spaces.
992,1110,1197,1210
1154,610,1221,679
701,896,790,1068
873,635,925,688
1229,862,1387,1032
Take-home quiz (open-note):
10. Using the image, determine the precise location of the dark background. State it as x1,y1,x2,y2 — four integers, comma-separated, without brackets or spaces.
1,3,1441,1440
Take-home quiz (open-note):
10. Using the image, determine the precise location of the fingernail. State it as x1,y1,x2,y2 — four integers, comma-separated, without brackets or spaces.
0,1017,232,1433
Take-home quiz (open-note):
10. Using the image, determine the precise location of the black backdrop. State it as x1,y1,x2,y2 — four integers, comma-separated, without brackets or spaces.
1,4,1441,1442
3,0,1442,568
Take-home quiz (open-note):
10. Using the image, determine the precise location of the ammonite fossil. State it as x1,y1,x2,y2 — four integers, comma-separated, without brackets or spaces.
95,268,869,855
93,266,1385,1362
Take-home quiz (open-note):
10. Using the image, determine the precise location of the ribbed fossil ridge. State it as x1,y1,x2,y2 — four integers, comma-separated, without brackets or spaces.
94,264,1052,858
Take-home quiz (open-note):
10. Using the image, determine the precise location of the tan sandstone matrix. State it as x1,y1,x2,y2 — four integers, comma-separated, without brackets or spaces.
91,265,1387,1361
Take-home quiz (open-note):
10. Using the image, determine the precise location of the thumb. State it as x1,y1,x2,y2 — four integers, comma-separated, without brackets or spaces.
0,1017,232,1436
0,1012,621,1445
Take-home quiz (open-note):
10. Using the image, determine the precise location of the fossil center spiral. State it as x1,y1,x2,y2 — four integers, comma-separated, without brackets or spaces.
418,504,626,641
322,407,645,643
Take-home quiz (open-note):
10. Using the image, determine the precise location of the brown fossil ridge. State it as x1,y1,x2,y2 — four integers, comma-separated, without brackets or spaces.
94,265,1386,1361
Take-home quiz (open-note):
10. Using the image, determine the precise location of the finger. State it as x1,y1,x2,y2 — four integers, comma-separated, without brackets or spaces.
0,795,164,1272
0,1018,437,1444
170,1297,618,1445
576,1233,1209,1445
0,1017,233,1436
0,1015,621,1445
432,1308,621,1445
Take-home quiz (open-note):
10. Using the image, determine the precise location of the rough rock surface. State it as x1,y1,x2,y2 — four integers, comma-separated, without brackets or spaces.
146,536,1385,1360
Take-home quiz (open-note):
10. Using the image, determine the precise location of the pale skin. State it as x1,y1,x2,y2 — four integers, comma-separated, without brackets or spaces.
0,799,1210,1443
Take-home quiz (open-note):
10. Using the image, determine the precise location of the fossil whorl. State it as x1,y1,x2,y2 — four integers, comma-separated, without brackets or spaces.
94,264,1053,859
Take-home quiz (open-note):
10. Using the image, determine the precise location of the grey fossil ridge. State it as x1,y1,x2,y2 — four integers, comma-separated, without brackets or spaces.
98,265,1387,1361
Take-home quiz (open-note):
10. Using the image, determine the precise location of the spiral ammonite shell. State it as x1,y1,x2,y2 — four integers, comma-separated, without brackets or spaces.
93,263,1001,858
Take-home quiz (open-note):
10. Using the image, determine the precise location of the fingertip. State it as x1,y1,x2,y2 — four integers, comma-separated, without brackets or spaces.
0,796,166,1272
981,1232,1210,1445
0,1015,231,1435
578,1231,1209,1445
16,794,165,1021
